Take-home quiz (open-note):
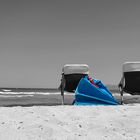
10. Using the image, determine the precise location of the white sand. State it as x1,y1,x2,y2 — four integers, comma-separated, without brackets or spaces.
0,105,139,140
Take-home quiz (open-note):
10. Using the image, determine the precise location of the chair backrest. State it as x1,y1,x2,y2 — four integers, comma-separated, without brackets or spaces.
123,62,140,94
62,64,89,92
62,64,89,75
64,74,87,92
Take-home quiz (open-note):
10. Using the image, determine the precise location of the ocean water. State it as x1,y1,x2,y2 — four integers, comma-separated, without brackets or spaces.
0,87,139,106
0,85,119,94
0,88,59,95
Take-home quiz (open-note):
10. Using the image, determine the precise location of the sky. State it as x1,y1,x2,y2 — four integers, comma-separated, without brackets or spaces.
0,0,140,88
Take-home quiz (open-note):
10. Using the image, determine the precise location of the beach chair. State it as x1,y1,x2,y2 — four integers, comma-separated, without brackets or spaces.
118,62,140,104
60,64,89,105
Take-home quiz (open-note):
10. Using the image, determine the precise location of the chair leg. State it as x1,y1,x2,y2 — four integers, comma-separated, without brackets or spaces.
61,94,64,105
119,85,124,105
60,75,65,105
118,76,124,105
60,84,64,105
121,91,123,105
120,88,124,105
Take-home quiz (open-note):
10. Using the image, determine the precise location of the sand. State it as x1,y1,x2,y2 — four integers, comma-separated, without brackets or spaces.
0,104,139,140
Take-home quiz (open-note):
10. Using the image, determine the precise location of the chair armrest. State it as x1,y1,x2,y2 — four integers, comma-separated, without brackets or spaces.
118,83,123,88
118,76,124,89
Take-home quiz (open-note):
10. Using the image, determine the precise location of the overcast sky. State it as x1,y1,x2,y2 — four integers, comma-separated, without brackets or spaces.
0,0,140,88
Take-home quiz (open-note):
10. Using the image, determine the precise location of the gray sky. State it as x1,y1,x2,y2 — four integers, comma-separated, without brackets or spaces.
0,0,140,88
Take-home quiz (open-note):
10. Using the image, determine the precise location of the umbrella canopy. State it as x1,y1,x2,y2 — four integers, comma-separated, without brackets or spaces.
74,76,119,105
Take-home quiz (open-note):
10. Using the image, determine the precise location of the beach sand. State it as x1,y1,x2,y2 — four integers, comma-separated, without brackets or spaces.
0,90,139,140
0,105,140,140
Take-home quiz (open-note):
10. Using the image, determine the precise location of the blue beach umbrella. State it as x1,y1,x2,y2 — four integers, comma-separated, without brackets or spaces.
74,76,119,105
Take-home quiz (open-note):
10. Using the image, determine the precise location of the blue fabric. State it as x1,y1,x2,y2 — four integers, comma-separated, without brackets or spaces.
74,76,119,105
